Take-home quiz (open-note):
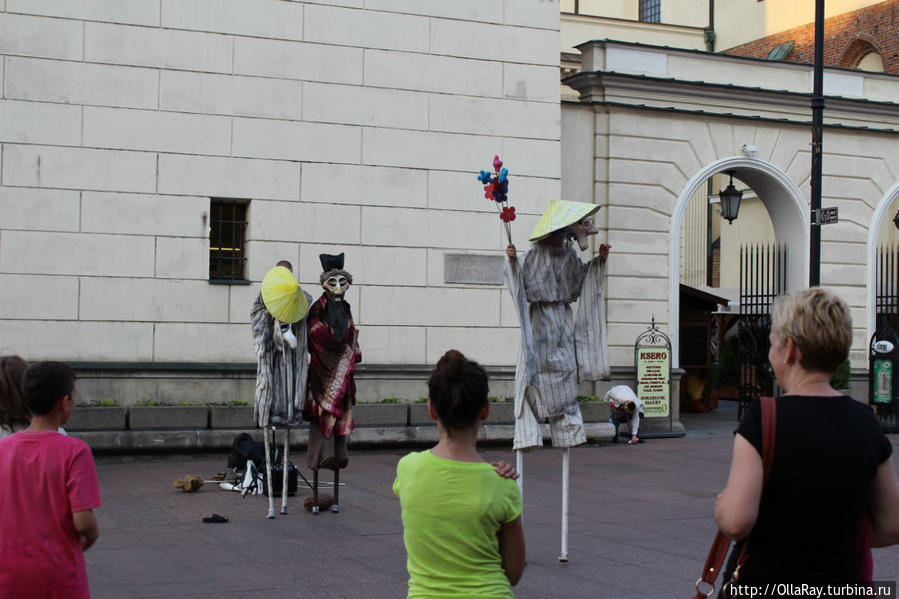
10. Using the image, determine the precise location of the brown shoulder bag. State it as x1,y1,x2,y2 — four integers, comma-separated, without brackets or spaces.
690,396,776,599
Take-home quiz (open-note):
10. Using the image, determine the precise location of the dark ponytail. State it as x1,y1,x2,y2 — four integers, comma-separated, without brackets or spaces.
427,350,488,432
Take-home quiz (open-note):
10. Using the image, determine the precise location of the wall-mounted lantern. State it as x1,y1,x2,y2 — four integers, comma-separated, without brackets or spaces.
719,171,743,225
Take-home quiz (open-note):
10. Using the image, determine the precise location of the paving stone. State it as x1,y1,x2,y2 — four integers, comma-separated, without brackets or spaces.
80,401,898,598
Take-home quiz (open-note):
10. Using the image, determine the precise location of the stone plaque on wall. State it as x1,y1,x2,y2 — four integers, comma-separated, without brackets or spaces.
444,254,504,285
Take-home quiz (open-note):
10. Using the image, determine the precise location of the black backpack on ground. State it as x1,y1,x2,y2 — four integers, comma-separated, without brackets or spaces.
227,433,267,471
226,433,298,497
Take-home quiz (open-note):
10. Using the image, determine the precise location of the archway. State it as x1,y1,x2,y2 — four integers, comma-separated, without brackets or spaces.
865,182,899,341
840,38,883,71
669,156,809,367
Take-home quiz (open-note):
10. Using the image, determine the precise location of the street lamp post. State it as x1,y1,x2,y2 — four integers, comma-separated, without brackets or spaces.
810,0,825,287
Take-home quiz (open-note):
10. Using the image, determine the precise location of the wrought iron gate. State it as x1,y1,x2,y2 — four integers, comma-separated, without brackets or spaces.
872,245,899,431
875,245,899,336
735,244,787,420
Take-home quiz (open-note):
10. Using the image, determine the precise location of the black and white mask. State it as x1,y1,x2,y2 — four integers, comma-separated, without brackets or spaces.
322,274,349,298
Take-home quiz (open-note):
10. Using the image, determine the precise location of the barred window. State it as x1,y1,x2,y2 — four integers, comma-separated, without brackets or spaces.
639,0,661,23
209,199,248,283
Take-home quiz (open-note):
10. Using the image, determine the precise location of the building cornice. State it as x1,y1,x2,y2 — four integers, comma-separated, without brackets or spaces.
565,41,899,133
573,38,899,80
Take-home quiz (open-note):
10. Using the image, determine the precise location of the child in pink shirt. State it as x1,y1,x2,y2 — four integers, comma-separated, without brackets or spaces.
0,361,101,599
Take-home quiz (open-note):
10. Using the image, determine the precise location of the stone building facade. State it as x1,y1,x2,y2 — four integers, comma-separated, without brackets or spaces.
563,40,899,392
0,1,561,403
724,0,899,73
4,1,899,421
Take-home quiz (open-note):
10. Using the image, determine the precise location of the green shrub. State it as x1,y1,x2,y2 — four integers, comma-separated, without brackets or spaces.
134,400,165,407
416,397,428,403
179,401,197,406
712,335,741,385
82,399,119,407
830,358,852,390
227,400,249,407
577,395,600,402
381,397,400,404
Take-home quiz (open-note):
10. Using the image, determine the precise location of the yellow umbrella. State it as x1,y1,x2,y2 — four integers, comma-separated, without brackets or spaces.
261,266,308,323
528,199,601,242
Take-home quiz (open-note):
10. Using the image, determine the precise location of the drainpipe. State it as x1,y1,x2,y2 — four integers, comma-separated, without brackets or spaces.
704,0,716,52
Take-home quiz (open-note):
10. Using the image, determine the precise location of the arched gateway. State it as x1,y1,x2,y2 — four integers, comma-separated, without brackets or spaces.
565,40,899,426
669,157,809,366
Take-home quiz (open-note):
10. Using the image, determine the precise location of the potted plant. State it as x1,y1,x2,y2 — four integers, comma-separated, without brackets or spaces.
577,395,609,422
208,400,255,429
353,398,408,427
66,400,126,431
129,401,209,430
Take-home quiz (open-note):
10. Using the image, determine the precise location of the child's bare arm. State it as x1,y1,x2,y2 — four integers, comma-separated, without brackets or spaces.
73,509,99,551
497,516,525,586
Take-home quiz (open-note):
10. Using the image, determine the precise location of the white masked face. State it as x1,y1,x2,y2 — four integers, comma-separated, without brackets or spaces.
568,217,599,251
323,274,349,298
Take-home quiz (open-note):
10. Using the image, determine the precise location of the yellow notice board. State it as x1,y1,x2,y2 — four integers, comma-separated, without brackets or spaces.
637,347,670,418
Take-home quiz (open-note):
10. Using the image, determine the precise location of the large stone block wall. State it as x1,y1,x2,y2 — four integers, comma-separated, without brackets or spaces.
0,1,562,371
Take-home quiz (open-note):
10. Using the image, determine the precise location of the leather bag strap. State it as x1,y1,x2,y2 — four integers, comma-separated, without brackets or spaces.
691,396,777,599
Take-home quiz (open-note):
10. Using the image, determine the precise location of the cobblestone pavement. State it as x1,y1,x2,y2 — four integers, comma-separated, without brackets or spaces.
86,402,899,598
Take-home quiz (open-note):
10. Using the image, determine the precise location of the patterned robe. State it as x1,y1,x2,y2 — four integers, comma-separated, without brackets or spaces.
505,242,609,449
303,294,362,439
250,291,311,427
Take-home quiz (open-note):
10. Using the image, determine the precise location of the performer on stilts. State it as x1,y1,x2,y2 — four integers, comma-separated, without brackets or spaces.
504,200,611,562
251,260,311,519
303,253,361,515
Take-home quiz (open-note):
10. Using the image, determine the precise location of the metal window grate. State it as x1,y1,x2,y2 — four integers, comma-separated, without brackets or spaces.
639,0,661,23
209,199,248,282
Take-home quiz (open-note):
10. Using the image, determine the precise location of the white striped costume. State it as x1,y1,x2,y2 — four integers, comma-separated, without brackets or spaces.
505,242,609,449
250,291,311,427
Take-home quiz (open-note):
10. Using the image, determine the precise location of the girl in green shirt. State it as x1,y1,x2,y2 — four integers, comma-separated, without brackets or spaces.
394,350,526,598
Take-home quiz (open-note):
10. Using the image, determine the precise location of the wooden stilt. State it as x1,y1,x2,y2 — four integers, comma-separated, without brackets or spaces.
515,449,524,502
331,468,340,513
280,425,289,515
559,448,570,562
312,469,320,515
264,426,275,519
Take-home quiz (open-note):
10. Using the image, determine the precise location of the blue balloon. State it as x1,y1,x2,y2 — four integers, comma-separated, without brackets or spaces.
477,170,492,184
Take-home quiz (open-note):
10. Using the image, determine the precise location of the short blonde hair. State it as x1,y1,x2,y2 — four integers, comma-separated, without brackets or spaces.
770,287,851,374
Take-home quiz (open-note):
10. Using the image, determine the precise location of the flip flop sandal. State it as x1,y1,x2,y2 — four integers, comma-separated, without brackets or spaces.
202,514,229,523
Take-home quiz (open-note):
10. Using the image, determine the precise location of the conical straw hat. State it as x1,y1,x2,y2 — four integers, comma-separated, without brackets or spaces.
528,200,601,242
261,266,308,323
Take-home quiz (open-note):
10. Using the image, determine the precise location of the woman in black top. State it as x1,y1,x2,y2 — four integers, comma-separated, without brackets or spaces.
715,288,899,584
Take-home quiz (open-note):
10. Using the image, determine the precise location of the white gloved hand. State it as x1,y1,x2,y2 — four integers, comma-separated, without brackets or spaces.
282,326,297,349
